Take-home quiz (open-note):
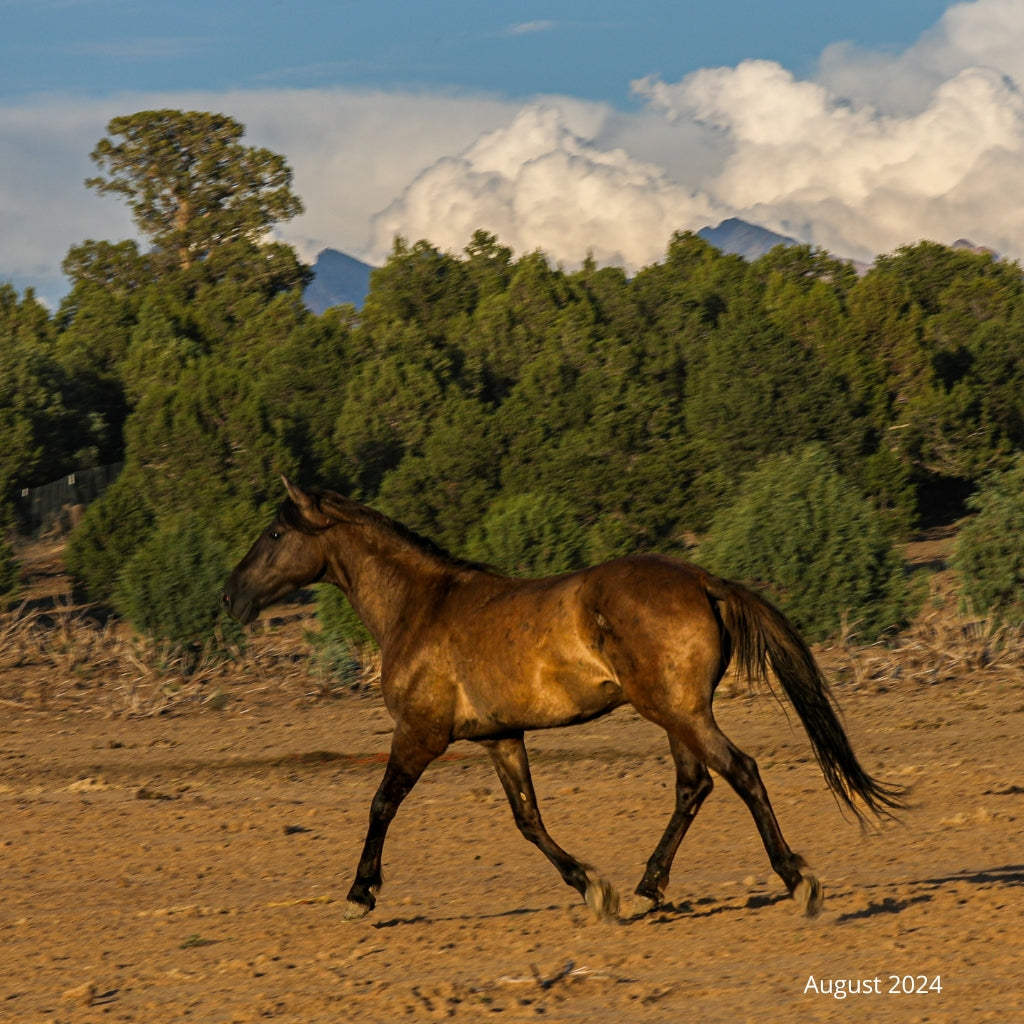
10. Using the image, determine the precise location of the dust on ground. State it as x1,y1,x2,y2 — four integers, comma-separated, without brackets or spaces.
1,537,1022,1023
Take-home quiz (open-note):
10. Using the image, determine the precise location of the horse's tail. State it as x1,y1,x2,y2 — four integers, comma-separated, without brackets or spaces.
706,575,905,822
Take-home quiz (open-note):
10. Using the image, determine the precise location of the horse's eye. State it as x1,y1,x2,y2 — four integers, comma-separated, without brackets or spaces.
269,530,282,541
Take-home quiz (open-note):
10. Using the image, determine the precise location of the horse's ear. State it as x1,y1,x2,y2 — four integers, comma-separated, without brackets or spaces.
281,475,333,529
281,475,311,510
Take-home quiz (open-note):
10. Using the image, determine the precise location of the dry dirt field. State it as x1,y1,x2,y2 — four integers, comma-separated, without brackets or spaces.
1,539,1022,1023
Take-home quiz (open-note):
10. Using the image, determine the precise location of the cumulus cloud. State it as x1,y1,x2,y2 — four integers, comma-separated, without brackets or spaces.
217,88,521,264
628,0,1024,262
818,0,1024,113
362,0,1024,271
0,96,135,300
367,104,720,270
633,59,1024,262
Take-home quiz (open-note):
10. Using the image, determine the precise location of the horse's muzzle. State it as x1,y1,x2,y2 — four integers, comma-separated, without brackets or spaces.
221,585,259,625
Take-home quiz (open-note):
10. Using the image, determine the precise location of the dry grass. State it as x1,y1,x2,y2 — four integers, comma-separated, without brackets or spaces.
823,575,1024,693
1,534,389,716
0,598,380,717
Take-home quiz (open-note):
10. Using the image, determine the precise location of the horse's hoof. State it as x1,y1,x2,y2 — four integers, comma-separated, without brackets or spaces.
793,874,824,918
618,893,658,920
584,873,620,922
343,899,373,921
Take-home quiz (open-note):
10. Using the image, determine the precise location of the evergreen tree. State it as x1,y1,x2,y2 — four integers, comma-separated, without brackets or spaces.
62,111,316,643
0,531,19,607
466,491,589,577
87,110,303,272
114,517,246,650
0,285,80,504
700,445,911,642
952,456,1024,625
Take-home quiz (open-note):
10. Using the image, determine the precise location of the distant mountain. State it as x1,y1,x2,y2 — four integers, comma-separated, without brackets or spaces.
697,218,802,261
301,224,798,315
951,238,1001,258
304,249,373,313
299,227,1001,315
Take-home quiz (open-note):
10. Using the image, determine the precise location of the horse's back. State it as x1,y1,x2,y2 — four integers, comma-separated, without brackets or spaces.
576,554,722,630
447,553,721,657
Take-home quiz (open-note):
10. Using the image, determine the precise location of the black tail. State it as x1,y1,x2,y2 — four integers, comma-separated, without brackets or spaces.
709,577,905,821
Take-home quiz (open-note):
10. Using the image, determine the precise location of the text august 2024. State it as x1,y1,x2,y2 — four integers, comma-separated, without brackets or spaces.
804,975,943,1000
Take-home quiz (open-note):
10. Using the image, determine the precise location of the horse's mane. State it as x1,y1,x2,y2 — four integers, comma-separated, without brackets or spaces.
281,489,493,575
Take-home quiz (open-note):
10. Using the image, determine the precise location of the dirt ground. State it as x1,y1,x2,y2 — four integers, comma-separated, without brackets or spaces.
1,541,1022,1023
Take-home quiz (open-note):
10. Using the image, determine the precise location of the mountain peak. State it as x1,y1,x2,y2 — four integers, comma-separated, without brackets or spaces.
304,249,373,313
697,218,802,261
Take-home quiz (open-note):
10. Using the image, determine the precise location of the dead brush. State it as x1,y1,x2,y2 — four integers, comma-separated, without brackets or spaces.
0,591,380,714
825,589,1024,692
112,638,231,717
0,600,122,706
0,603,38,671
303,633,382,700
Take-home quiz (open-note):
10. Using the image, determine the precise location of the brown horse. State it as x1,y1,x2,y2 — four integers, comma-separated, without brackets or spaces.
223,479,902,922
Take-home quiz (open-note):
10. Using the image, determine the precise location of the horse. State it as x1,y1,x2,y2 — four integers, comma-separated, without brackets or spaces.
222,478,903,922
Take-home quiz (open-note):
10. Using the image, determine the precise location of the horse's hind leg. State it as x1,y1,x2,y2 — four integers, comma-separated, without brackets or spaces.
626,733,713,917
481,734,619,921
690,716,823,916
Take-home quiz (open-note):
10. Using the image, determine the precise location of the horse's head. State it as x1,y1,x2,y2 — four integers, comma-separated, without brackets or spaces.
222,477,334,625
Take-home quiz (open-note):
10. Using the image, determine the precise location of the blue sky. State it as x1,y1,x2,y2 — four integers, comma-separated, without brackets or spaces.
3,0,1023,304
2,1,951,103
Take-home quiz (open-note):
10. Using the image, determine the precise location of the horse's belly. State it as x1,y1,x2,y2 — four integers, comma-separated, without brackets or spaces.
452,672,625,739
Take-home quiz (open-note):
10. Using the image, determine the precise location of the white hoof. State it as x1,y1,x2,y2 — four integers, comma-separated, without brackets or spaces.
793,874,824,918
343,899,372,921
618,893,658,920
584,873,620,922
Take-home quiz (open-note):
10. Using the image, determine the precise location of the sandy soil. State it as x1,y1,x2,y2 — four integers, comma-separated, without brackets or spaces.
1,544,1022,1022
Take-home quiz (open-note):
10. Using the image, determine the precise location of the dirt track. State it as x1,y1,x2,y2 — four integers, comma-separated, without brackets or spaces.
2,652,1021,1023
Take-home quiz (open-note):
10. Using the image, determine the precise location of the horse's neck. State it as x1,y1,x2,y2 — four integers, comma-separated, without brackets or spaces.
330,522,451,646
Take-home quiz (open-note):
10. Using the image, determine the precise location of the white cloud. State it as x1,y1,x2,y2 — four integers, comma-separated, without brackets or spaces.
631,0,1024,262
818,0,1024,112
366,0,1024,269
502,21,557,37
0,96,135,300
367,104,719,270
216,88,522,264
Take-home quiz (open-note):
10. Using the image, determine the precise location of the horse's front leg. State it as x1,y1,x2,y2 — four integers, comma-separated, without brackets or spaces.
344,728,438,920
481,733,619,921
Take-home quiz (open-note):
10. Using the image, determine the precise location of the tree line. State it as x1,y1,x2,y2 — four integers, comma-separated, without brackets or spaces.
3,109,1024,642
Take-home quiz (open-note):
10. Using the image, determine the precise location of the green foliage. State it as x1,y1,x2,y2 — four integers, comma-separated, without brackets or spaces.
64,470,154,603
361,237,474,340
683,255,858,525
114,519,245,650
0,532,20,606
51,112,317,646
1,283,112,502
310,583,374,693
845,243,1024,494
951,456,1024,625
466,492,590,577
314,583,373,649
699,446,912,643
